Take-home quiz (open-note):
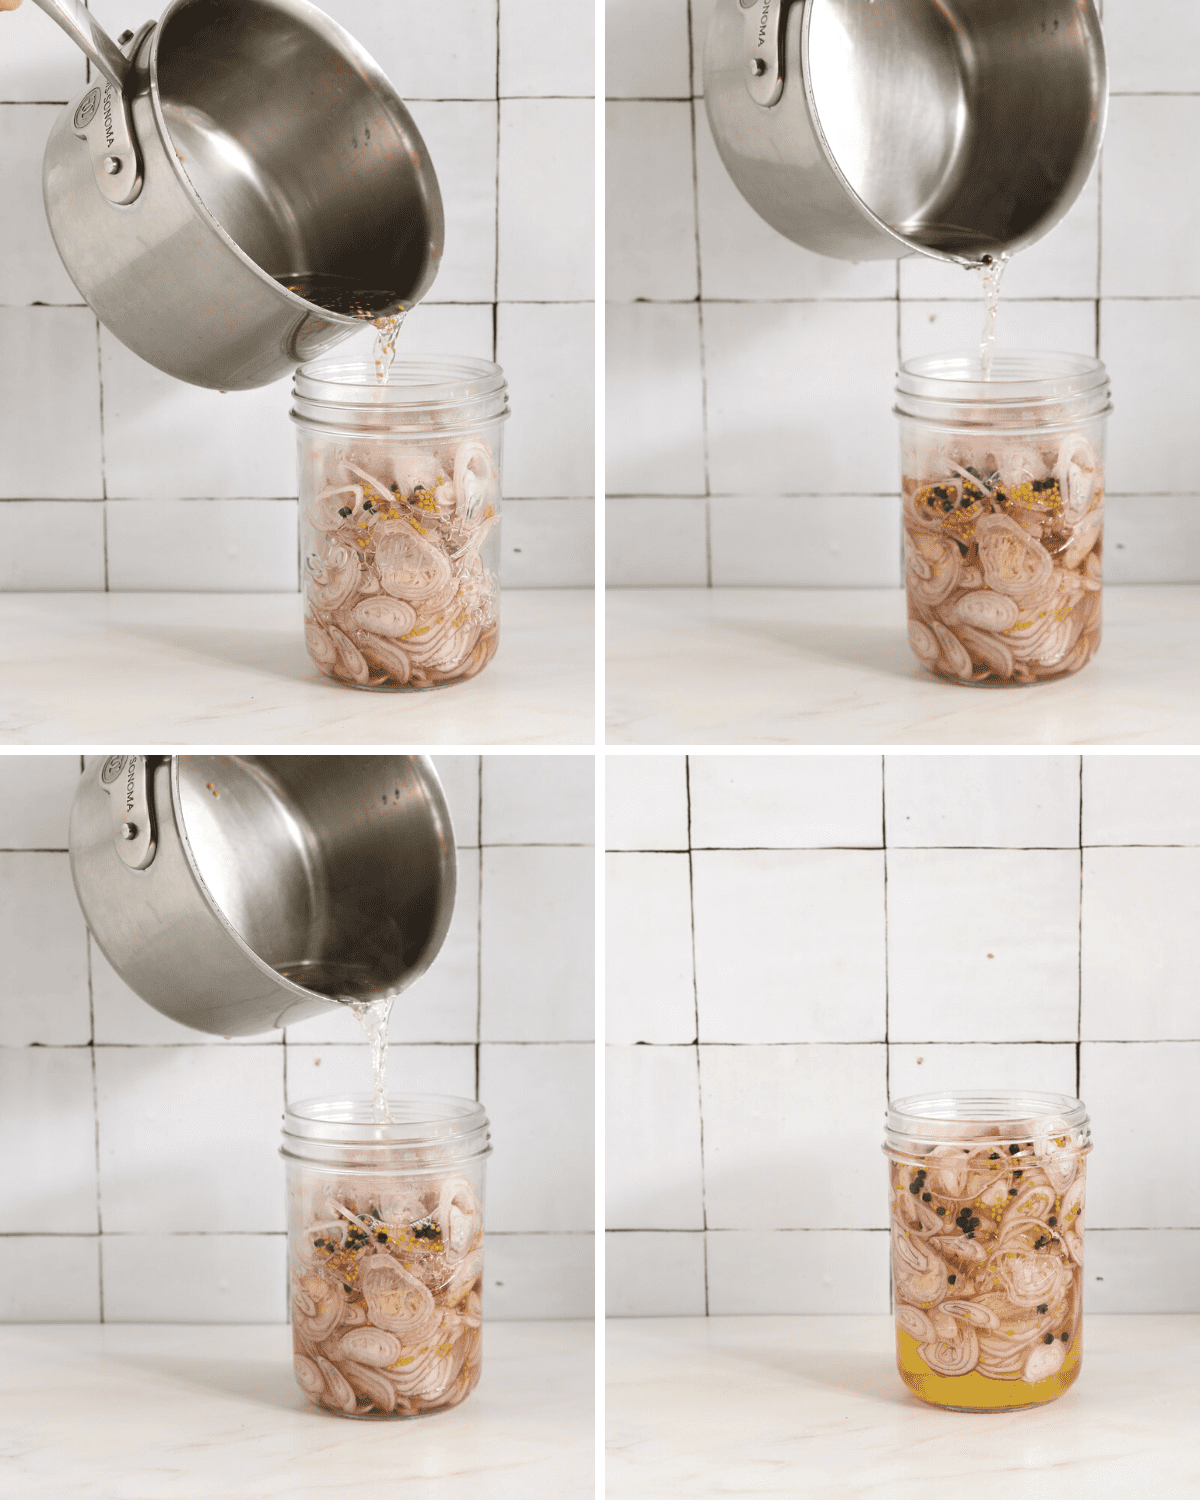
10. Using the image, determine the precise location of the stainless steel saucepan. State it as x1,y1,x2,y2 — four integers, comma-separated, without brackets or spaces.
69,755,456,1036
31,0,443,389
705,0,1107,264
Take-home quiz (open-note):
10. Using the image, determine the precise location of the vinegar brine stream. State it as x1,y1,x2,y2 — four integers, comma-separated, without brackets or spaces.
349,996,396,1123
274,270,408,384
977,254,1008,378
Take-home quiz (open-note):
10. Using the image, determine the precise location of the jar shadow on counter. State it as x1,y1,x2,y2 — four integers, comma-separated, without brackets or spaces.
736,1339,912,1409
102,1352,307,1413
719,615,918,681
112,617,319,685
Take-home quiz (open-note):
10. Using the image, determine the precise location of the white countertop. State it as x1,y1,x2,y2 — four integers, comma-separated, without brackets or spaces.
606,586,1200,745
0,590,594,746
607,1315,1200,1498
0,1320,593,1499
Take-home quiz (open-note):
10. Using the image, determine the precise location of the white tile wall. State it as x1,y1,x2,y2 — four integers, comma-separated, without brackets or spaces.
606,1231,707,1317
606,853,695,1044
606,751,1200,1314
0,852,90,1045
501,0,595,98
692,850,886,1043
100,1234,289,1324
605,754,689,851
607,0,1200,586
706,1230,892,1316
606,1045,703,1230
1,1,593,591
0,754,593,1321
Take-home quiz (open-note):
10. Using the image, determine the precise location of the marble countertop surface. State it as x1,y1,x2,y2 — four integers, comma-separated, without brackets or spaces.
607,1315,1200,1498
0,1320,593,1499
606,586,1200,745
0,590,594,746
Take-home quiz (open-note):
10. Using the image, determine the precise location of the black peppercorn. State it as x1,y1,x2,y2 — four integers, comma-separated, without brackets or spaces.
1048,1216,1057,1227
1043,1334,1054,1344
922,1193,932,1203
1008,1144,1020,1155
947,1275,956,1285
1037,1304,1048,1314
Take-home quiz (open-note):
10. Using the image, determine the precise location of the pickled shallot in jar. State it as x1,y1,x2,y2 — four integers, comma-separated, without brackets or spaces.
292,358,509,691
895,354,1111,686
884,1092,1090,1412
282,1095,491,1418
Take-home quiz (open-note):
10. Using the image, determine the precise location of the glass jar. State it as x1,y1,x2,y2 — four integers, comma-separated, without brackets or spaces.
281,1094,491,1418
883,1091,1090,1412
292,357,509,691
895,353,1111,685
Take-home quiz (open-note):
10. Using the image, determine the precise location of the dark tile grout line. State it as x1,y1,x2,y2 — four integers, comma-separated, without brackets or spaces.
82,800,105,1323
1096,149,1104,358
881,756,890,1112
94,315,108,591
476,756,484,1099
1078,762,1085,1098
607,1039,1200,1048
9,1037,1184,1050
683,755,709,1315
606,295,1200,304
607,843,1200,853
492,10,501,365
686,94,713,585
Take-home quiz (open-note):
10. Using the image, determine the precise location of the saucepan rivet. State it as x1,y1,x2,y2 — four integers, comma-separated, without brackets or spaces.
120,822,137,840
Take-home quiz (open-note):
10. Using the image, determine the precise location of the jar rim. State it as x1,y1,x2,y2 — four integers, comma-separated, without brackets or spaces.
283,1092,489,1147
294,356,508,408
896,350,1109,407
884,1090,1090,1154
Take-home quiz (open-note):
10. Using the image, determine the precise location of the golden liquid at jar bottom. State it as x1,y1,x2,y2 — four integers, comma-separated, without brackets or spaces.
895,1327,1081,1411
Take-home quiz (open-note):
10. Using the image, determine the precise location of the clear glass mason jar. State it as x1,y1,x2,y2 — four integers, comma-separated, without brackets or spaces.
883,1091,1090,1412
895,353,1111,685
292,357,509,691
281,1094,491,1418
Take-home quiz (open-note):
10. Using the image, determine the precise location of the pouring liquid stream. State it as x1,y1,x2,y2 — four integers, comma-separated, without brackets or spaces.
977,256,1008,378
349,996,395,1124
273,271,407,385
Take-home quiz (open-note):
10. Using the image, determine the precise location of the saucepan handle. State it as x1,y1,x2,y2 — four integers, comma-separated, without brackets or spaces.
29,0,131,90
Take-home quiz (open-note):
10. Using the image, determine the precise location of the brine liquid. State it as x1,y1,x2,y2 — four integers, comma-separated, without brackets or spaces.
274,271,408,384
350,996,395,1123
977,256,1007,378
275,272,404,320
372,311,406,385
896,1326,1081,1411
